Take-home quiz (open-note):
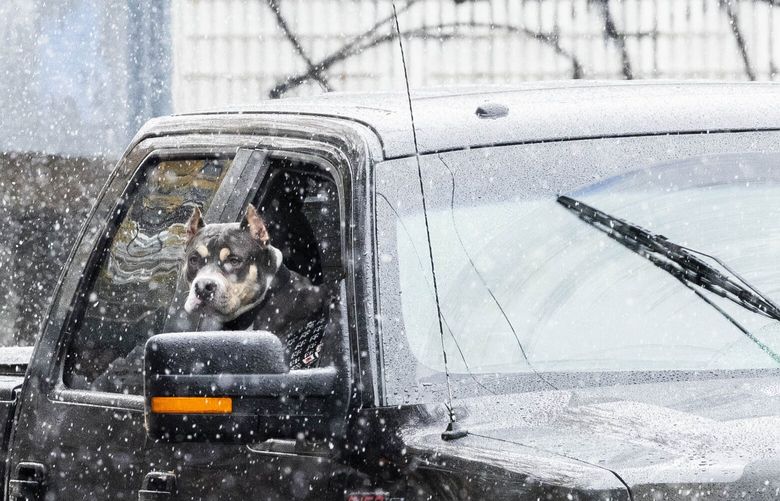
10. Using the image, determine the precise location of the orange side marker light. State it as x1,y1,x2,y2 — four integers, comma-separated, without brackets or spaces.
151,396,233,414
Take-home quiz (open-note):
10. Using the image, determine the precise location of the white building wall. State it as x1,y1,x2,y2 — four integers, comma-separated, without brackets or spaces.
171,0,780,113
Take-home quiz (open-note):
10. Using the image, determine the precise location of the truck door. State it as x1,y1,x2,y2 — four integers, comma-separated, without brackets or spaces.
7,142,352,500
6,145,269,500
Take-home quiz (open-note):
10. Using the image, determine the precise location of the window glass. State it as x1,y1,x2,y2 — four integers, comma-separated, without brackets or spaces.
253,162,343,369
376,132,780,404
64,157,232,394
258,164,342,285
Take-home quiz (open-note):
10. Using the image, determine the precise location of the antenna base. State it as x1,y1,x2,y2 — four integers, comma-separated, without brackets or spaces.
441,421,468,441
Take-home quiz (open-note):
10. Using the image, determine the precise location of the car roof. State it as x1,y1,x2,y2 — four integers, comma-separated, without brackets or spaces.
178,81,780,159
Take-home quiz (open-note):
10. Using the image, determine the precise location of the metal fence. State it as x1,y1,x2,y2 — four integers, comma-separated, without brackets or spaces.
170,0,780,113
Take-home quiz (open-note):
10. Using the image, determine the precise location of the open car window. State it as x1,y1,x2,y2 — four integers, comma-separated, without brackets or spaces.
63,156,236,394
62,150,345,395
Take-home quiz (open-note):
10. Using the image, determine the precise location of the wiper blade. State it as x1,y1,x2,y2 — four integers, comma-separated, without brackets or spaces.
557,195,780,322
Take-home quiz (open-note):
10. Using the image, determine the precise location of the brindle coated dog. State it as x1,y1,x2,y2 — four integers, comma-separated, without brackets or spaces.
183,206,327,346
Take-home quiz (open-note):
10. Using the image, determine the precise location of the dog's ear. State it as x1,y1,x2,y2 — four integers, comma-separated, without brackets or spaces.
186,207,205,241
241,206,270,247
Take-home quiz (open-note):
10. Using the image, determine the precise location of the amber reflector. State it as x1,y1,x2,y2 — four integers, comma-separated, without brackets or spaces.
151,396,233,414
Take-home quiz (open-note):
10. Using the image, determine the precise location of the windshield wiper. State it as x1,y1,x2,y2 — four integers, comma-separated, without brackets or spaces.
557,195,780,322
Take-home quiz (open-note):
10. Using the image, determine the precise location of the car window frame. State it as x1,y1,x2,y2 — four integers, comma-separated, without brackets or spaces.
47,141,359,414
17,115,373,419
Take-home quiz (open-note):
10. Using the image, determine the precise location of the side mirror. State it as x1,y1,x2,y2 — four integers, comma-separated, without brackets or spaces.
144,330,337,443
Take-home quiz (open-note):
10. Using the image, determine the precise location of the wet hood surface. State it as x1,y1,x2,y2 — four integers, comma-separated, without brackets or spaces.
399,374,780,498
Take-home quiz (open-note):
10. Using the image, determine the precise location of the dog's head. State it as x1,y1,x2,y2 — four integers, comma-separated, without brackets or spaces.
182,206,282,320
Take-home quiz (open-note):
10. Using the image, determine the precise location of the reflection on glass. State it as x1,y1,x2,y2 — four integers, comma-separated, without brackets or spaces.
65,158,231,393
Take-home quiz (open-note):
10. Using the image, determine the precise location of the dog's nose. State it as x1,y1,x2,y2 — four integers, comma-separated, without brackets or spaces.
195,279,217,300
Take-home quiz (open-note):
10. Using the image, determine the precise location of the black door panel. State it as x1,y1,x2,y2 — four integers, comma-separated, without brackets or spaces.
145,441,335,500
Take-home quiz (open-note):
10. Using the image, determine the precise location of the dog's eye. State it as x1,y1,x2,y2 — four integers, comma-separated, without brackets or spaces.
226,256,242,266
188,255,201,266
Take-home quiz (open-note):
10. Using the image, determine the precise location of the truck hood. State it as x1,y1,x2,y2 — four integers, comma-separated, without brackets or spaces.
398,375,780,499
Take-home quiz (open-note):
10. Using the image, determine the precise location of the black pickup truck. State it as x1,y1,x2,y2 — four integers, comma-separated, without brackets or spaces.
4,82,780,500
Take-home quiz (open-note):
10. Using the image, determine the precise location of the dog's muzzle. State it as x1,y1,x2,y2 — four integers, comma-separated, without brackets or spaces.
184,271,231,314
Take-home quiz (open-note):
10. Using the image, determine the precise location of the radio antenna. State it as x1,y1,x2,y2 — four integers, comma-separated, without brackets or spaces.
392,3,466,441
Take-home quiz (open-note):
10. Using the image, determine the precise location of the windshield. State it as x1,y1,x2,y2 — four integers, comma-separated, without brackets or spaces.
376,132,780,403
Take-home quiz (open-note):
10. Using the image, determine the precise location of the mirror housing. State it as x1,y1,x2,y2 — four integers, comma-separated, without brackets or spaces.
144,330,338,443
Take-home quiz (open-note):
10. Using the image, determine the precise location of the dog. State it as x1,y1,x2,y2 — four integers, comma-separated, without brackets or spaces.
92,206,328,391
183,205,328,360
